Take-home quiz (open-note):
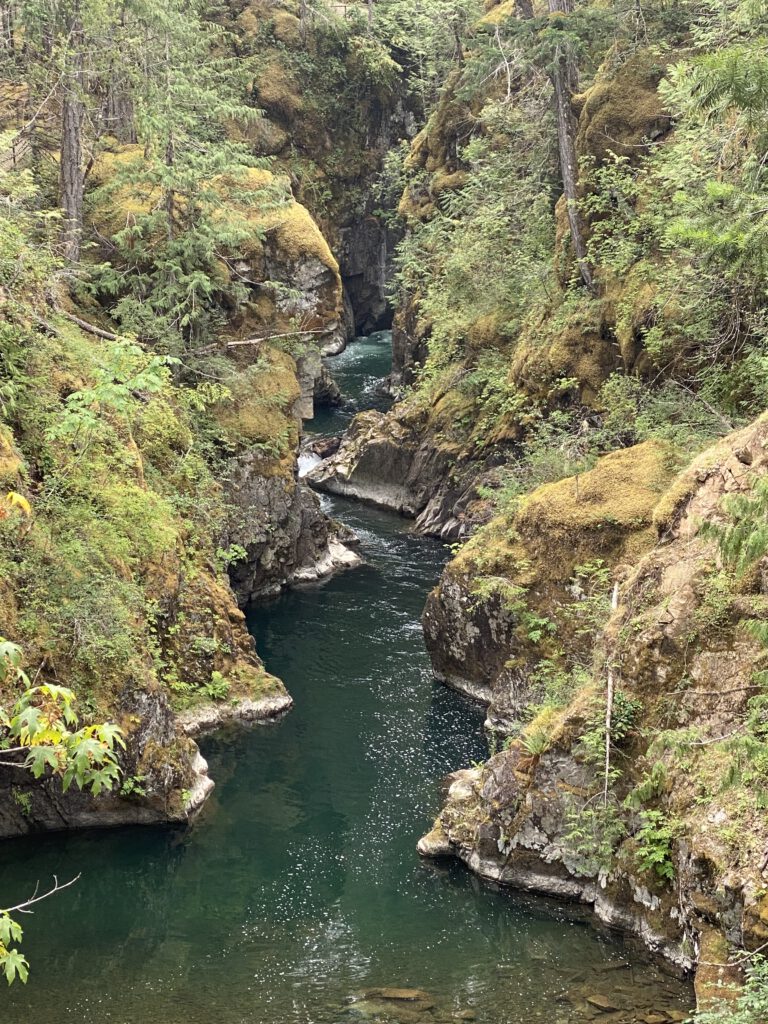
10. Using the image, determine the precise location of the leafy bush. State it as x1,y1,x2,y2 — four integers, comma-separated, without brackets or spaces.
690,956,768,1024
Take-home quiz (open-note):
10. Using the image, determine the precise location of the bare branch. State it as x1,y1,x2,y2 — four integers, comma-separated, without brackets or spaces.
1,874,81,916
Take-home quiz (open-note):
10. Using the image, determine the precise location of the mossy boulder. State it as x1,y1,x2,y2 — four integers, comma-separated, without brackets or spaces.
575,49,671,166
423,441,679,727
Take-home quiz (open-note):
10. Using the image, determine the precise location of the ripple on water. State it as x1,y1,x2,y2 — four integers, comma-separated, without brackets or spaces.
0,338,694,1024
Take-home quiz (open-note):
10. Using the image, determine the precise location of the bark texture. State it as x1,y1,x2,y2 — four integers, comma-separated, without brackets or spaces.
548,0,593,289
60,1,85,263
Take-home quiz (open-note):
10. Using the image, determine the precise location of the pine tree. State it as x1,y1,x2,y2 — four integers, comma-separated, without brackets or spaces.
93,0,265,354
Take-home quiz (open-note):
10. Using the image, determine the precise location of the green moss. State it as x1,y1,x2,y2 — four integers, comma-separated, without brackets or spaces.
575,48,669,165
0,424,23,487
210,345,300,456
255,59,304,120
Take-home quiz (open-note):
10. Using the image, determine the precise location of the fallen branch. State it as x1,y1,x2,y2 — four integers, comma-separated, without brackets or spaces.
194,327,327,356
57,310,122,341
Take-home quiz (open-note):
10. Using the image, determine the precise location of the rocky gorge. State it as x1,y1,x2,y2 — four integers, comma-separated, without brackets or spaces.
2,1,768,1020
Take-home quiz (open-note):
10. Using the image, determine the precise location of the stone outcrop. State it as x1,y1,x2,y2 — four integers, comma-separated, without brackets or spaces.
423,441,678,729
225,453,361,602
0,684,205,838
176,692,294,738
307,409,497,538
338,215,394,336
420,416,768,977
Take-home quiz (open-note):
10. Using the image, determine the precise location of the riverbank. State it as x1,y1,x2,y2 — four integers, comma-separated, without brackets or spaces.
0,333,695,1024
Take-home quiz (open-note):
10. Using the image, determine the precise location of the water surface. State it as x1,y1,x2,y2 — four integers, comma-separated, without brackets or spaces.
310,330,393,436
0,336,694,1023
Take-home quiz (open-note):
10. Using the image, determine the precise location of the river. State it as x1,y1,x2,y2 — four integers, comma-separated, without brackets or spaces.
0,332,693,1023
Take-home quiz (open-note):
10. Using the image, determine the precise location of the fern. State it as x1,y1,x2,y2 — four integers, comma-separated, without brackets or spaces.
701,478,768,577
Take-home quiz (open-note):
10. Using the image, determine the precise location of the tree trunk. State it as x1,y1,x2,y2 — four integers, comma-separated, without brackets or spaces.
515,0,534,17
452,22,464,64
548,0,593,290
367,0,373,33
163,33,175,242
0,2,15,51
60,2,85,264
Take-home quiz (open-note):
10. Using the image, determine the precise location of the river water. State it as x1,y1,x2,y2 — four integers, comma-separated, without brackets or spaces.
0,334,693,1023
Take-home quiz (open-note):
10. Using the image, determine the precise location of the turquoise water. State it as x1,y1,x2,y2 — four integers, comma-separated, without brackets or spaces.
0,337,694,1023
310,330,393,436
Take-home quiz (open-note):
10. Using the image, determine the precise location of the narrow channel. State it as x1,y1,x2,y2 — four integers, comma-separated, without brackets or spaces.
0,334,693,1023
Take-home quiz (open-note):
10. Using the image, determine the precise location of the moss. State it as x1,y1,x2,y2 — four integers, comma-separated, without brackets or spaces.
232,166,339,270
431,168,468,196
694,928,743,1010
454,440,677,587
87,144,156,237
511,296,616,406
255,59,304,120
479,1,517,26
575,48,670,166
0,425,23,488
162,570,279,700
272,10,302,45
210,345,300,454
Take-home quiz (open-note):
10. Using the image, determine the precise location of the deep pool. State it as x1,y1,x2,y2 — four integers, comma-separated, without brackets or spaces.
0,336,694,1023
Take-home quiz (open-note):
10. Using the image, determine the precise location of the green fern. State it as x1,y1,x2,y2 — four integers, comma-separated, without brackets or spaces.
701,478,768,577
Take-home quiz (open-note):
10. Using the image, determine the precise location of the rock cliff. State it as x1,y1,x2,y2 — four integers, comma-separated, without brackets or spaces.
420,417,768,983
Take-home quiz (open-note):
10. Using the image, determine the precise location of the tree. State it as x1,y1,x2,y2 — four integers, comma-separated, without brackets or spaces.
0,638,124,984
92,0,264,354
508,0,593,288
547,0,593,289
12,0,124,262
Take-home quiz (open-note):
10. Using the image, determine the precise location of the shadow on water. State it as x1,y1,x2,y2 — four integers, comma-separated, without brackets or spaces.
0,334,694,1023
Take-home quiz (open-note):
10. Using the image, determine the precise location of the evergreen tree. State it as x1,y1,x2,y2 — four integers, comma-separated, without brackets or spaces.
92,0,266,354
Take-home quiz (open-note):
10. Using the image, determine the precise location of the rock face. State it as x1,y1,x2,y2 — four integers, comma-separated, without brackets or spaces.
176,692,294,738
420,416,768,974
423,442,678,729
390,300,429,392
307,409,496,538
338,215,393,335
225,454,361,602
0,680,207,838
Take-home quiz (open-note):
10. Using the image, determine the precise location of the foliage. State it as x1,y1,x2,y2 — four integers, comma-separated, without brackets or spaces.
690,955,768,1024
564,797,627,876
88,0,264,355
0,638,124,797
634,809,683,883
579,689,644,772
0,639,123,983
701,478,768,579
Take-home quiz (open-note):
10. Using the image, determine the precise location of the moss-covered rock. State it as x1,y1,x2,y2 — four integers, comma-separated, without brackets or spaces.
574,49,671,166
423,441,679,726
420,415,768,984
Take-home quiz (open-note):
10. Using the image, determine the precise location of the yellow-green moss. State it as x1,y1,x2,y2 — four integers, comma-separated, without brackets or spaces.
210,345,300,454
232,166,339,270
0,425,23,488
575,48,669,165
255,60,304,120
479,1,516,26
454,440,678,588
511,296,615,405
